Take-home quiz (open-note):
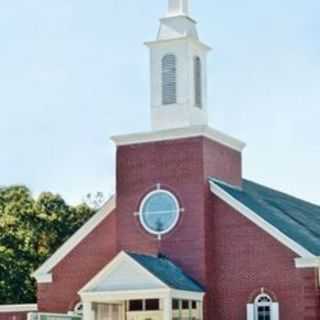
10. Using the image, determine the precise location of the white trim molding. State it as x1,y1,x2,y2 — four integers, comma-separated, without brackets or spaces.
139,189,181,236
81,289,170,303
170,289,205,301
0,304,38,313
111,125,246,152
32,196,116,283
209,181,315,259
81,289,204,304
295,257,320,268
145,36,212,52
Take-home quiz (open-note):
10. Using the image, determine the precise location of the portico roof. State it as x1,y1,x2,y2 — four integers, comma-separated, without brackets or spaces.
79,251,204,298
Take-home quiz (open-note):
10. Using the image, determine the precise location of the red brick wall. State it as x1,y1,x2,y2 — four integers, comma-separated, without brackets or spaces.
205,196,320,320
116,137,241,284
0,313,28,320
202,137,242,186
37,211,117,313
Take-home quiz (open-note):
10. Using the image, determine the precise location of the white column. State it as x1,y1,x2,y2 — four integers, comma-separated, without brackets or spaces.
83,302,95,320
163,294,172,320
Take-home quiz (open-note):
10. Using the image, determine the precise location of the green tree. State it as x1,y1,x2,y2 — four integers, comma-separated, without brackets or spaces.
0,186,95,304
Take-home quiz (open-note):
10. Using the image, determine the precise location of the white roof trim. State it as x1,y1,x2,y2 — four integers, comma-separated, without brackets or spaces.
171,289,205,300
295,257,320,268
145,36,212,51
0,304,38,313
111,125,245,152
79,251,168,295
209,181,315,259
32,196,116,283
80,289,204,303
81,288,171,302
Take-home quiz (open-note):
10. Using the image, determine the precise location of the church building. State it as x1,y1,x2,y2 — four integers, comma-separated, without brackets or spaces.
1,1,320,320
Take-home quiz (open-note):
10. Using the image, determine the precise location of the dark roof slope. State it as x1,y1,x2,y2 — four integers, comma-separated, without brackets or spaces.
209,178,320,256
127,252,204,292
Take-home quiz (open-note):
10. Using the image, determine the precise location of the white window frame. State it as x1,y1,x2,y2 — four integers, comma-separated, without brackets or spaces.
247,293,279,320
73,302,83,316
139,189,181,236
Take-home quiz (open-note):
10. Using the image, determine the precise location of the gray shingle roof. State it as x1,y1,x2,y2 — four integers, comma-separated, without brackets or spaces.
209,177,320,256
127,252,204,292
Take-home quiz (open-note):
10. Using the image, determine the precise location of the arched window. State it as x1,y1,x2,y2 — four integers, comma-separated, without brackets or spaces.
194,56,202,108
73,302,83,315
162,54,177,105
255,294,272,320
247,292,279,320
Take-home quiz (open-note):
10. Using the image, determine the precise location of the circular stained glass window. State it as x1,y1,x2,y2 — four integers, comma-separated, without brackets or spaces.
139,190,180,235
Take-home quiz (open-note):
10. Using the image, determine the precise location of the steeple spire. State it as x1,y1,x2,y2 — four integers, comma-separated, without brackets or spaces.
167,0,189,17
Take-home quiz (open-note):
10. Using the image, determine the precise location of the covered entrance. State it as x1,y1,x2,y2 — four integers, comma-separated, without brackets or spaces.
79,252,205,320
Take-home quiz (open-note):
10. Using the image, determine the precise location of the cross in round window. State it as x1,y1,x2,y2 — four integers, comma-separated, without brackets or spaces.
139,189,181,235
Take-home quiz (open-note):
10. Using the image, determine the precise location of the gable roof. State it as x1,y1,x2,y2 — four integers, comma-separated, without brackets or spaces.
209,178,320,257
32,196,116,283
127,252,204,292
79,251,204,296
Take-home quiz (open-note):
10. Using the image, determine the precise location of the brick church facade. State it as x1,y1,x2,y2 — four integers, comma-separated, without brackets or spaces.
1,1,320,320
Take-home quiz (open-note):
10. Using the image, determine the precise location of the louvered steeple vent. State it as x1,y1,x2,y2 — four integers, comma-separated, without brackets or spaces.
145,0,211,131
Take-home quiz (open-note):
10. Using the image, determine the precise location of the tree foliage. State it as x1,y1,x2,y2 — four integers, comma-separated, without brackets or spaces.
0,186,96,304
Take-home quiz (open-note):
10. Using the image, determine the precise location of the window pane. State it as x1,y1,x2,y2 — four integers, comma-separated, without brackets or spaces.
129,300,143,311
141,191,179,233
145,299,159,311
192,301,197,309
182,300,189,310
172,299,180,310
257,306,271,320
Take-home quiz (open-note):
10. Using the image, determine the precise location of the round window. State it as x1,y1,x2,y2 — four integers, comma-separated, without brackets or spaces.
139,190,180,235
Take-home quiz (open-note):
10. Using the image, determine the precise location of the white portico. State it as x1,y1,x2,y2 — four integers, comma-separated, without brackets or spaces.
79,252,204,320
145,0,211,131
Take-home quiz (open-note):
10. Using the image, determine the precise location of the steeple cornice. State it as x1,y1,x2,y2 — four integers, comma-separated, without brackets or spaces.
145,36,211,52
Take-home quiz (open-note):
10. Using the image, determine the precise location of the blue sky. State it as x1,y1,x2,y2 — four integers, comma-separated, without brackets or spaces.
0,0,319,204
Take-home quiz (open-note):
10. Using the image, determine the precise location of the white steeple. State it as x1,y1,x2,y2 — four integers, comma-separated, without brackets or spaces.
145,0,211,131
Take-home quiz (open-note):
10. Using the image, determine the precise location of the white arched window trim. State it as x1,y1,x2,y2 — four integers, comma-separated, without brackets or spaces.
162,54,177,105
73,302,83,315
247,293,279,320
194,56,202,108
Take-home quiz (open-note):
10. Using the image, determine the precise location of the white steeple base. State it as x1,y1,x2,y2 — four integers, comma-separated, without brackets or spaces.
152,103,208,131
